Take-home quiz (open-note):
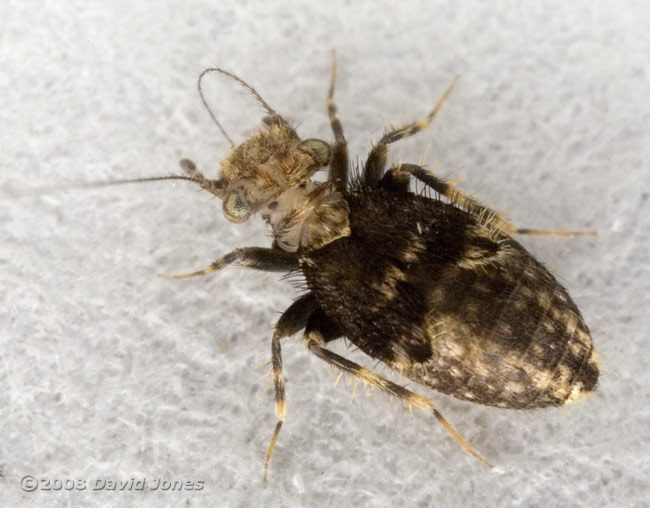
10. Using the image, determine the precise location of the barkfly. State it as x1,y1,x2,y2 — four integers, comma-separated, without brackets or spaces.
36,54,599,479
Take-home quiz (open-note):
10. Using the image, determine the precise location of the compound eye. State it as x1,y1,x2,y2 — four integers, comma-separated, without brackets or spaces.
223,189,251,223
298,138,331,166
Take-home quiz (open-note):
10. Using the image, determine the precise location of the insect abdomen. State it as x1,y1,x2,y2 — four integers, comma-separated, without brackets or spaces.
300,190,599,410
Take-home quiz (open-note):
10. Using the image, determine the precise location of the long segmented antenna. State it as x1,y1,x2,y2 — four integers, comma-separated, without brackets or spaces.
2,159,226,200
1,175,200,200
198,67,282,149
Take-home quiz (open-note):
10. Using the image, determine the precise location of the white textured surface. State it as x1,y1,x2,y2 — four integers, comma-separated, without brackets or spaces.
1,1,649,507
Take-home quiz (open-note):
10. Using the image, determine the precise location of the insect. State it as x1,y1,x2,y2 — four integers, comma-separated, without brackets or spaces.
90,55,600,479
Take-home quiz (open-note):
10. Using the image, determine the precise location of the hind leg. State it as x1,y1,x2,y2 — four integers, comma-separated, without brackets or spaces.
387,163,517,235
386,163,594,237
302,308,492,468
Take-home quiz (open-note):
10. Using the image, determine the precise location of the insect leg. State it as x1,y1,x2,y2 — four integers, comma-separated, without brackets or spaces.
327,51,349,192
401,164,595,237
362,77,459,188
513,228,597,238
378,163,411,193
303,314,493,468
158,247,299,279
399,163,517,235
264,294,320,482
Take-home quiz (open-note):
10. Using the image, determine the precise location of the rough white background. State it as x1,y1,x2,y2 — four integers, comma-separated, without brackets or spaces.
1,1,648,507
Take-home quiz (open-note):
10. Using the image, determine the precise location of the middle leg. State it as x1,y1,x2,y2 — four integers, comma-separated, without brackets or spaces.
326,52,349,192
264,293,321,481
362,76,459,188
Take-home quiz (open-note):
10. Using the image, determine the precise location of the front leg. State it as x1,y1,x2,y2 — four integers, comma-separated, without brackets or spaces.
158,247,299,279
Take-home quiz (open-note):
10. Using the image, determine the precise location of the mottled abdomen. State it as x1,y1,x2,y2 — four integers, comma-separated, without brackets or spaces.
301,190,599,409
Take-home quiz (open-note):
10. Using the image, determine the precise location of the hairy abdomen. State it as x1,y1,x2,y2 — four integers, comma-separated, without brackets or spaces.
301,190,599,409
